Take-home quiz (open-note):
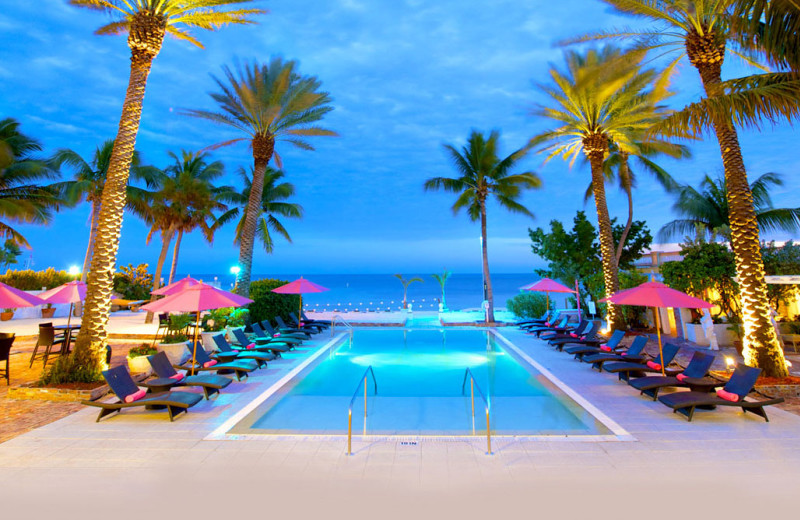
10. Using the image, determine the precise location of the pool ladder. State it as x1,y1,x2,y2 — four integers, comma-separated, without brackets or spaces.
462,368,492,455
347,365,377,455
330,315,354,339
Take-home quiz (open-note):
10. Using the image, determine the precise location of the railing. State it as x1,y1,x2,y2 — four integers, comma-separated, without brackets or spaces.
347,365,378,455
331,314,354,338
461,368,492,455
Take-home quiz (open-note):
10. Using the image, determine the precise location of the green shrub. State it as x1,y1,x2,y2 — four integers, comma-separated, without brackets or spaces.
227,307,249,327
113,263,153,300
248,279,299,326
0,268,77,290
168,313,193,332
41,354,103,385
127,344,157,359
506,293,549,319
202,308,229,332
161,333,189,344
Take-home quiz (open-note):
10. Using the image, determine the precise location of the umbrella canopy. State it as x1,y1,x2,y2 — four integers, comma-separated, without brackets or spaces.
151,276,200,296
520,278,574,293
39,281,86,304
0,281,45,308
272,278,329,319
599,281,713,309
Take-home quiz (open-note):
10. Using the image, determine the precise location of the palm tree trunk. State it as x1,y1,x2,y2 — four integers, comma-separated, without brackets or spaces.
145,226,174,324
694,55,788,377
480,200,494,323
72,25,164,373
585,139,623,330
76,199,101,317
615,153,633,265
168,229,183,285
236,135,274,297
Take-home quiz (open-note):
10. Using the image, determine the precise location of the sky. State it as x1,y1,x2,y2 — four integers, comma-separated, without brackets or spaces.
0,0,797,277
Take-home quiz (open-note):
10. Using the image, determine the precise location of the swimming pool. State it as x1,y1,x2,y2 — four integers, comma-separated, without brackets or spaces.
225,328,618,438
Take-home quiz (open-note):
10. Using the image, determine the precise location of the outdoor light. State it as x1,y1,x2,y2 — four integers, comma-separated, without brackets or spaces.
725,356,735,373
68,265,80,276
229,266,241,276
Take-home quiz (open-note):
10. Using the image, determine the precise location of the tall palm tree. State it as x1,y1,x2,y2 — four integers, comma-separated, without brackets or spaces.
49,140,157,294
659,172,800,242
67,0,264,378
424,130,541,323
432,270,453,310
528,47,673,330
185,58,336,297
225,166,303,255
0,118,61,247
394,274,424,310
573,0,794,375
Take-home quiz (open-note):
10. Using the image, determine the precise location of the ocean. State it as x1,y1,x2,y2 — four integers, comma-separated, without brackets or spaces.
187,273,544,312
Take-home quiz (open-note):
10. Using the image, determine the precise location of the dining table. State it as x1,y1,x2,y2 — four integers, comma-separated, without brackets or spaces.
53,323,81,354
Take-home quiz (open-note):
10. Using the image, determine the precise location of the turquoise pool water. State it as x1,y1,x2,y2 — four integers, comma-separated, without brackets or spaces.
230,329,611,436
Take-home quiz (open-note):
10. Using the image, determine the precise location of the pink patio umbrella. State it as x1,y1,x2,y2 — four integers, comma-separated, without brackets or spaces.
0,281,45,310
39,281,86,331
141,282,253,373
272,277,330,320
600,281,713,375
151,276,200,296
520,277,575,313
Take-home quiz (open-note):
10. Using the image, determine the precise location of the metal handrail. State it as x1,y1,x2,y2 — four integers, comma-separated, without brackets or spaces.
461,368,492,455
331,314,354,337
347,365,378,455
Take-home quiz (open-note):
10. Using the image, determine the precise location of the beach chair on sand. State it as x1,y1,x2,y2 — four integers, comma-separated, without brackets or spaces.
564,330,625,360
82,365,203,422
628,351,718,400
230,328,292,355
604,342,681,382
658,364,784,422
147,351,232,399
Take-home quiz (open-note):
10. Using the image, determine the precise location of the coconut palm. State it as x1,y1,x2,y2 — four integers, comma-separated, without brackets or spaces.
394,274,424,310
65,0,264,379
49,140,157,292
572,0,795,376
184,58,337,297
224,166,303,255
424,130,541,323
659,172,800,242
0,117,61,247
733,0,800,70
528,46,673,330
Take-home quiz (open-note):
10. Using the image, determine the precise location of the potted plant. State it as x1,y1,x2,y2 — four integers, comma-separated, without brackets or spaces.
201,308,229,353
41,303,56,319
225,308,249,342
726,316,744,355
156,333,191,365
0,308,13,321
127,343,157,376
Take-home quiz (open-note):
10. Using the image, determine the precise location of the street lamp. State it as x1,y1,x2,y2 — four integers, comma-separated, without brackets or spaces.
230,265,241,291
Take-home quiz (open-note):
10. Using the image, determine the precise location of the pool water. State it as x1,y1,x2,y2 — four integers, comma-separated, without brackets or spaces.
230,329,612,436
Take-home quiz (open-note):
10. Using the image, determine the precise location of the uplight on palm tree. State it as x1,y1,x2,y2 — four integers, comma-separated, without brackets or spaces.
68,0,264,379
185,58,336,297
424,130,541,323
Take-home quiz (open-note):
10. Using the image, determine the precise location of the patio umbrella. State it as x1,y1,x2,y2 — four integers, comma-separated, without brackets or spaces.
39,281,86,330
272,277,330,320
151,276,200,296
0,281,45,310
141,282,253,373
520,277,575,312
600,281,713,375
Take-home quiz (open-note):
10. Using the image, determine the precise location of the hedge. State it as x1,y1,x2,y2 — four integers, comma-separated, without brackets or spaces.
0,268,78,290
248,278,300,326
506,293,549,319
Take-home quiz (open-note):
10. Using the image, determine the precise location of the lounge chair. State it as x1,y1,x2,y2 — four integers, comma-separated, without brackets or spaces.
522,316,568,336
82,365,203,422
628,351,718,400
230,328,292,355
291,312,328,330
515,311,555,327
212,334,275,367
274,316,315,337
564,330,625,360
550,321,600,351
176,343,258,381
302,311,333,326
582,335,649,371
254,322,305,344
543,320,590,343
147,351,232,399
603,342,681,382
658,364,785,422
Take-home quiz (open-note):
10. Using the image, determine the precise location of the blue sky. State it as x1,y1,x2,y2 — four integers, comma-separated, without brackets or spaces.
0,0,797,276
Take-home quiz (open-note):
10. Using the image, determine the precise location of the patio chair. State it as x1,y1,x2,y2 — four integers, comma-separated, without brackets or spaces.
603,342,681,382
151,313,170,348
230,328,292,354
781,334,799,353
146,351,232,399
176,344,258,381
28,324,66,368
658,364,784,422
82,365,203,422
212,334,275,367
0,333,13,385
628,351,719,400
564,330,625,360
582,336,649,371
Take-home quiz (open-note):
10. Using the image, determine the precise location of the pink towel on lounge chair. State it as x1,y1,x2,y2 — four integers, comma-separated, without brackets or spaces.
570,333,578,338
620,352,627,357
203,360,217,368
544,322,550,327
676,373,688,382
124,389,147,403
600,345,611,352
273,333,281,337
169,373,185,382
716,389,740,402
247,343,256,350
646,361,662,370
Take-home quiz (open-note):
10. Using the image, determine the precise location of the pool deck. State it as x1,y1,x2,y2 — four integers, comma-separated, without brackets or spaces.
2,326,799,516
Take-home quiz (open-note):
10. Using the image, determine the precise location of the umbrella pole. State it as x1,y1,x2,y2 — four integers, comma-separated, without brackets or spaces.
546,292,549,311
299,295,303,324
66,302,73,353
654,307,665,376
191,312,200,376
574,281,581,321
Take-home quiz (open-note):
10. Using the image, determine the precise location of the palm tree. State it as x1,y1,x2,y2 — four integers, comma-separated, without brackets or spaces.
574,0,794,375
528,47,673,330
432,270,453,311
394,274,424,310
67,0,263,379
225,166,303,255
659,172,800,243
185,58,337,297
49,140,157,296
424,130,541,323
0,118,61,247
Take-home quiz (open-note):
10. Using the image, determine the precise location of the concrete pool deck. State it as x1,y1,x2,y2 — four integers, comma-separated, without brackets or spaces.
1,326,798,517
